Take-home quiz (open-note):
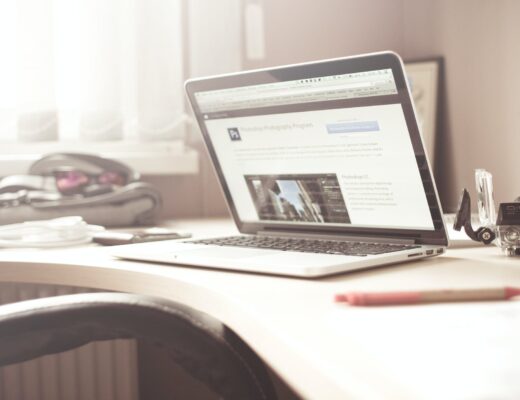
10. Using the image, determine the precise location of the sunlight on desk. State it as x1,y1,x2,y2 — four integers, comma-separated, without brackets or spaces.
327,301,520,400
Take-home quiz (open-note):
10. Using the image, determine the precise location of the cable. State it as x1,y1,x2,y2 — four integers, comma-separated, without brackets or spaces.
0,216,104,248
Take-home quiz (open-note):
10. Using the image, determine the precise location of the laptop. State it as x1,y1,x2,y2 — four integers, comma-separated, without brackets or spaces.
114,51,448,277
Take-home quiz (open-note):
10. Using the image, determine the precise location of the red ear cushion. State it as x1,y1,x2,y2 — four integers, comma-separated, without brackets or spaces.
28,152,139,182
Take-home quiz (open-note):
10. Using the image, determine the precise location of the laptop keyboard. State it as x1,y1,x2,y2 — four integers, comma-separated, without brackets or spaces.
189,236,420,257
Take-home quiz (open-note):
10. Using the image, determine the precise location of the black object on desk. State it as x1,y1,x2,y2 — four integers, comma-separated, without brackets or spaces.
93,229,191,246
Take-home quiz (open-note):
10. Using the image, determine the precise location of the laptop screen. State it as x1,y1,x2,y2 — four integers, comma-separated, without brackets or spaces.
186,53,446,242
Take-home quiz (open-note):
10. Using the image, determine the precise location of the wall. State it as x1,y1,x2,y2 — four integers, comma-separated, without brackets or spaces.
244,0,405,69
155,0,406,219
402,0,520,211
155,0,520,218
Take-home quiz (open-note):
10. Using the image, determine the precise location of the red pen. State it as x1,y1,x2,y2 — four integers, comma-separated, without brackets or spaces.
334,287,520,306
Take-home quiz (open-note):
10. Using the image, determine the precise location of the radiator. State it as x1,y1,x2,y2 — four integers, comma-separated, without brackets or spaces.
0,283,139,400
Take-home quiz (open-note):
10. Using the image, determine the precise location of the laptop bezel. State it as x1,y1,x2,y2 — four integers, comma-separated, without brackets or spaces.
185,52,448,246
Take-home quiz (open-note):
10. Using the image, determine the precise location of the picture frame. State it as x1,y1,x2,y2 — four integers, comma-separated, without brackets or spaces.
404,58,442,166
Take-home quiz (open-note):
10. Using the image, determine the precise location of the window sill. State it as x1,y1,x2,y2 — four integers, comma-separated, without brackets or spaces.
0,141,199,176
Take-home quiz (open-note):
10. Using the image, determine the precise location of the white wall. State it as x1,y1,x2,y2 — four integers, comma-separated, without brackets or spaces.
402,0,520,210
245,0,405,69
158,0,519,217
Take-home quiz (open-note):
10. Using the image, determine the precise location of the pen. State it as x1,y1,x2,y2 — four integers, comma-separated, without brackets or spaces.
334,287,520,306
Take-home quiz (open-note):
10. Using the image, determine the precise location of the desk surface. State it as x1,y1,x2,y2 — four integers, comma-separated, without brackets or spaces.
1,218,519,400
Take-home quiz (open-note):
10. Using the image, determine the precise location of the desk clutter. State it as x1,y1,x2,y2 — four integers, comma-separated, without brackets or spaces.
453,169,520,256
0,216,191,248
0,152,162,227
0,216,103,248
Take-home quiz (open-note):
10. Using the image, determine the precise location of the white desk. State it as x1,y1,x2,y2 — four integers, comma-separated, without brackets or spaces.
1,218,519,400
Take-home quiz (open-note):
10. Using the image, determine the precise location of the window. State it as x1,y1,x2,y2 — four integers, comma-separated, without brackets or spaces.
0,0,243,174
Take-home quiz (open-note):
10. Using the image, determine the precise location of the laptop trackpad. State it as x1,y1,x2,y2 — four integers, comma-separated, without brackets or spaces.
175,246,270,260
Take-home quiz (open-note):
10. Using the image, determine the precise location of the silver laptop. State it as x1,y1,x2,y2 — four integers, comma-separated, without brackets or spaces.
114,51,448,277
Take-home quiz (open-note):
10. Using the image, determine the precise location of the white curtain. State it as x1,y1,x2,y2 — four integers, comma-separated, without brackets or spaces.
0,0,242,145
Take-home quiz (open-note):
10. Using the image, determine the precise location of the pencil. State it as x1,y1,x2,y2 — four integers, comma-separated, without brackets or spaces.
334,287,520,306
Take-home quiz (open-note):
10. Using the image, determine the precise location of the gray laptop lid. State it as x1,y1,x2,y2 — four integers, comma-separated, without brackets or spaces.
185,52,447,246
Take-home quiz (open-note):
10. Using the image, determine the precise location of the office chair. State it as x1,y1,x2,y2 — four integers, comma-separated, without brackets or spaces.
0,292,278,400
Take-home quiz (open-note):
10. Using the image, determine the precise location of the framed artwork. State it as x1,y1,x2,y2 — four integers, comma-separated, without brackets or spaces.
404,58,441,165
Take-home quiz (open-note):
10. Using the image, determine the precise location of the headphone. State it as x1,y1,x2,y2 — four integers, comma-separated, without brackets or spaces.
0,152,140,202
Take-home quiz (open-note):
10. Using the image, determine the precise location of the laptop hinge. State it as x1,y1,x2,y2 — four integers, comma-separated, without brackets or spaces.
257,230,416,245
